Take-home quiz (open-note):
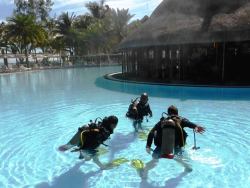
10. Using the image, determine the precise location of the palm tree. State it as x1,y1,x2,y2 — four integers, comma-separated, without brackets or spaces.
0,22,4,46
88,8,134,53
74,15,93,30
110,8,134,42
0,22,5,49
0,22,9,68
85,0,109,19
39,17,56,53
14,0,54,23
6,14,47,67
56,12,77,56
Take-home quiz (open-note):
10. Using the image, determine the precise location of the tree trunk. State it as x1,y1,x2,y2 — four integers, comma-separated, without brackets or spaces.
34,48,38,64
25,47,29,68
1,49,8,68
3,58,8,67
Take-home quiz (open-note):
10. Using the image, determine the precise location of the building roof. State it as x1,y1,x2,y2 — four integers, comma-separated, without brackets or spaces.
119,0,250,49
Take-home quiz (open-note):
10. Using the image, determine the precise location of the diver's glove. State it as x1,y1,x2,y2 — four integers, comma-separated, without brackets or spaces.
195,126,205,134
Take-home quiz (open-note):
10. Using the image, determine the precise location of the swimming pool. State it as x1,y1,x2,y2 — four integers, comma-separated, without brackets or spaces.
0,66,250,188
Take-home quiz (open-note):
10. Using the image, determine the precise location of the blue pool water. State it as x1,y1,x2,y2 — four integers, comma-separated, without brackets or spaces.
0,66,250,188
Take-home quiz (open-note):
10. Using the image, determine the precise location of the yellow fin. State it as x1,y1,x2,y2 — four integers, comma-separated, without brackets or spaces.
110,157,129,167
131,159,144,169
137,131,149,141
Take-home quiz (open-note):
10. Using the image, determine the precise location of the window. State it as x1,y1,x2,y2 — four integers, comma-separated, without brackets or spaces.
149,50,154,59
135,52,137,60
176,49,180,59
162,50,166,58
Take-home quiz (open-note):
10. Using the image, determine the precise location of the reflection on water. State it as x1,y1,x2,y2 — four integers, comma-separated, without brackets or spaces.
95,77,250,100
1,66,250,188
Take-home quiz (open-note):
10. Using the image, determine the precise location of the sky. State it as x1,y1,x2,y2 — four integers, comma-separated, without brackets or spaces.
0,0,163,22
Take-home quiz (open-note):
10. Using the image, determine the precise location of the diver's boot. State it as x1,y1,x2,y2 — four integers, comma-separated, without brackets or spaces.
184,166,193,173
79,151,84,159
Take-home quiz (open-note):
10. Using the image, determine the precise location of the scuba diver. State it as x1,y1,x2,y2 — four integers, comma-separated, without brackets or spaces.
136,105,205,179
126,93,152,131
146,105,205,159
59,115,118,169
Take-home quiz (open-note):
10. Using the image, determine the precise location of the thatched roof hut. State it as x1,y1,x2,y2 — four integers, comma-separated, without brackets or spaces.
117,0,250,85
119,0,250,49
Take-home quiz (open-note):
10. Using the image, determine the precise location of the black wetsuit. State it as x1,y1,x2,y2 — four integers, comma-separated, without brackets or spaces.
146,115,197,149
136,102,152,121
126,101,152,121
77,121,112,155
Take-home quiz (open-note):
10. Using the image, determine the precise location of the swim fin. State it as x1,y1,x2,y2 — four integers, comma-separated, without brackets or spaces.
131,159,144,170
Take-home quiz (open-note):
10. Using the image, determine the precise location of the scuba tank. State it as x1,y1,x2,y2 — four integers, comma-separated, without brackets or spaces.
160,112,184,159
126,97,139,119
78,117,102,131
76,117,106,149
160,117,176,159
76,115,117,151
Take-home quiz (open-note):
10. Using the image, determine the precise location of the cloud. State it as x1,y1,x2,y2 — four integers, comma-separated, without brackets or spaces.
0,2,15,20
107,0,163,19
51,1,88,16
52,0,163,19
0,0,163,21
52,0,162,11
52,0,88,10
107,0,162,11
1,0,14,5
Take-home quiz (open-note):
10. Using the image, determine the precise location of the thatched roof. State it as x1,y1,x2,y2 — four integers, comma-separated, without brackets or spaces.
119,0,250,49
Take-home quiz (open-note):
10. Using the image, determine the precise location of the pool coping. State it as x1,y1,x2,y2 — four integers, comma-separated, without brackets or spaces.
104,72,250,88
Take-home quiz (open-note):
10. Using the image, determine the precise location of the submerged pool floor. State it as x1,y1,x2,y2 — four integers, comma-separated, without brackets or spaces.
0,66,250,188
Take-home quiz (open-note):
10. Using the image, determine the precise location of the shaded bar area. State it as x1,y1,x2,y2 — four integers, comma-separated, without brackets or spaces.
118,0,250,85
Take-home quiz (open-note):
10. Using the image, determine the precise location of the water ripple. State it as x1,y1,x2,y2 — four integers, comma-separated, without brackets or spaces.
1,67,250,188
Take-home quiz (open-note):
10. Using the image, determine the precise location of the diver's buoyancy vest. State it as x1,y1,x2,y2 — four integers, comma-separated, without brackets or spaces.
171,116,186,148
78,122,111,150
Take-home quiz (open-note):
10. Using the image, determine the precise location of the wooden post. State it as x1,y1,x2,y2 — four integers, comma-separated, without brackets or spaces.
169,47,173,82
222,40,226,83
